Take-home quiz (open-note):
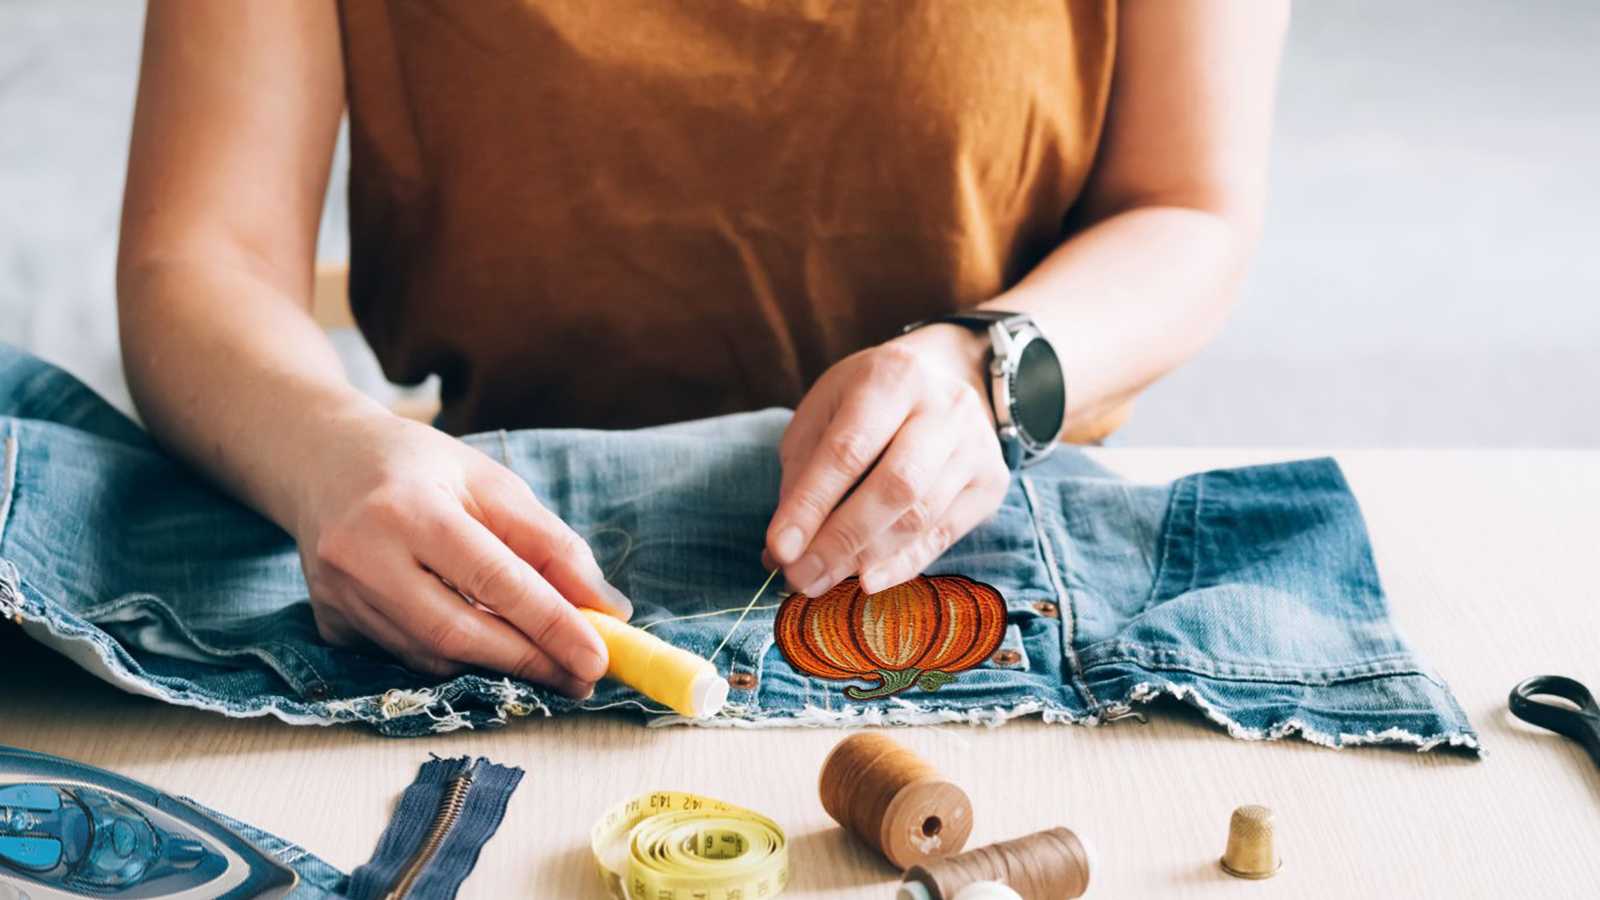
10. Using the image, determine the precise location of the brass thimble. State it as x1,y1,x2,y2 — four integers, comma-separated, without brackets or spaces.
1219,804,1281,879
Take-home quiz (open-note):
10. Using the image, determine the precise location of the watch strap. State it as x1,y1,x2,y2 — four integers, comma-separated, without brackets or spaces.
900,310,1028,335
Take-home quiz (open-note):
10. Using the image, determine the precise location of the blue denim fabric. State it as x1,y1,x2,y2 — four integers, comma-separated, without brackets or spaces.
202,807,346,900
345,756,522,900
187,757,519,900
0,345,1478,751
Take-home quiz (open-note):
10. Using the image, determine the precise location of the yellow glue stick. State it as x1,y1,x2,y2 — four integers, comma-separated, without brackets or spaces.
579,609,730,718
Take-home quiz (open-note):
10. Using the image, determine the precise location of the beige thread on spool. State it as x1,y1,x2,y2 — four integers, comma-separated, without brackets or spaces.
818,733,974,869
898,827,1092,900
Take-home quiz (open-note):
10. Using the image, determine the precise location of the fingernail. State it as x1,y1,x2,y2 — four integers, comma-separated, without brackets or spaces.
790,554,825,590
773,526,804,563
600,583,634,620
802,570,839,598
860,570,884,594
572,645,608,683
556,675,595,700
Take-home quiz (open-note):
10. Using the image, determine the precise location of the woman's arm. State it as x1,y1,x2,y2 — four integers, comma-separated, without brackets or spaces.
119,2,355,526
767,0,1291,596
980,0,1290,440
119,1,623,694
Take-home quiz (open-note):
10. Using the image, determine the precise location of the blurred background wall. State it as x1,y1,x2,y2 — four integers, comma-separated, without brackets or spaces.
3,1,1595,446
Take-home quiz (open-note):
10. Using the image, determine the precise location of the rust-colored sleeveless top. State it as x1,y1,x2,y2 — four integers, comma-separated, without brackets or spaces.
337,1,1115,433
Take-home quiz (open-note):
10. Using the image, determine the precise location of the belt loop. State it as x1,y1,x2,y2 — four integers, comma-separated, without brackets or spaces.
1019,473,1103,716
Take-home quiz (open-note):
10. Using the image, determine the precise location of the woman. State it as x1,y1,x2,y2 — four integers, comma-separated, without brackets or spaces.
116,1,1288,699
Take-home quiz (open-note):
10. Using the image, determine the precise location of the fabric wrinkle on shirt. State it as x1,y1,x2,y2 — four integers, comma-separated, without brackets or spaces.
335,0,1117,433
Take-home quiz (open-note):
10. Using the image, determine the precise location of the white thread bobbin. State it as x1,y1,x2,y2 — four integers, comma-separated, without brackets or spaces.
953,882,1025,900
899,881,1026,900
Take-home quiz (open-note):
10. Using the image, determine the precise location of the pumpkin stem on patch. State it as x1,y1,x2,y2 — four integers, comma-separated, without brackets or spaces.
844,667,924,700
915,670,956,692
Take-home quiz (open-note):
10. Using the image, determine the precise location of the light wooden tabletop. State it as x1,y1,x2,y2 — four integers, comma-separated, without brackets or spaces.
4,449,1599,899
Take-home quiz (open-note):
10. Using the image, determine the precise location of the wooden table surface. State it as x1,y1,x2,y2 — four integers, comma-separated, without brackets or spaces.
4,449,1599,899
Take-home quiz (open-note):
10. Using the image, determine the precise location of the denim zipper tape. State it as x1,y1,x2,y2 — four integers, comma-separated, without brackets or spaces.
590,791,789,899
345,756,524,900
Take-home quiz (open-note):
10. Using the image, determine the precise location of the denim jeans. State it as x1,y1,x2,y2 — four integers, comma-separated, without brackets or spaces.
0,345,1478,751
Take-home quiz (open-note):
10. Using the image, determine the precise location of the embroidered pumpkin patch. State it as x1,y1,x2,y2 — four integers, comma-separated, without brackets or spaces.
774,575,1007,700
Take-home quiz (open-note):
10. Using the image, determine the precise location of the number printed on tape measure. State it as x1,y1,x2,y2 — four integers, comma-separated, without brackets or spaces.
592,791,789,900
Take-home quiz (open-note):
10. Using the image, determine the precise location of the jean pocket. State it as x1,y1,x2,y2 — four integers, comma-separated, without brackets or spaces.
80,593,341,701
1113,460,1418,682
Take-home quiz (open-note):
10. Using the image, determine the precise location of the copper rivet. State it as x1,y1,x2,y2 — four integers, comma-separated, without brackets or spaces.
991,649,1023,667
1032,600,1059,618
728,672,758,690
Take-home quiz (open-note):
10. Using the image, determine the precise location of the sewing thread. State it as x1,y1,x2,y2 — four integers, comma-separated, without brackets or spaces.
818,732,973,869
580,569,778,718
709,568,780,661
899,827,1091,900
581,610,728,718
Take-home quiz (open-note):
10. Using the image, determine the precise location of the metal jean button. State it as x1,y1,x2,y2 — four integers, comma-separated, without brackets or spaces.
991,649,1023,667
728,671,758,690
1032,600,1059,618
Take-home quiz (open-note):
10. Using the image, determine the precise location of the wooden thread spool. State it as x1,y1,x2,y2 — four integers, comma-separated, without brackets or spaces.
818,732,973,869
898,827,1092,900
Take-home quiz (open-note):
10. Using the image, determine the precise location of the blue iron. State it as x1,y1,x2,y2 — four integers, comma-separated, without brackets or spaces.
0,745,295,899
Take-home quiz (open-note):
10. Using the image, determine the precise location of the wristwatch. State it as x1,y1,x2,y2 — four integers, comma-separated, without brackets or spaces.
902,310,1067,469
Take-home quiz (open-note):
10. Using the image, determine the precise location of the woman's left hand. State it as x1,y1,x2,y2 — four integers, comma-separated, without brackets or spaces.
766,324,1012,597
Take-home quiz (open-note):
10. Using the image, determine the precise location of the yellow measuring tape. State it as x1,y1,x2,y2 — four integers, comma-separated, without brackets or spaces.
591,791,789,900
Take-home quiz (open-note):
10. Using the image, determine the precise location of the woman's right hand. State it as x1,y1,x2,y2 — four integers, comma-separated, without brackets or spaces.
115,3,625,698
289,408,630,698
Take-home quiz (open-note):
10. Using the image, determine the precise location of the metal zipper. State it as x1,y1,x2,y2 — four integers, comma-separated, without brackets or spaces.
383,767,476,900
346,755,523,900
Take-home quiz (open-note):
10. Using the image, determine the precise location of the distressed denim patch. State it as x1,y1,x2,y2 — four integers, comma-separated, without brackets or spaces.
0,344,1478,752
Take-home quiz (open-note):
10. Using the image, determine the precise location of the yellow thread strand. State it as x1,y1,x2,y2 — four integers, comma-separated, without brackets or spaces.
709,568,780,662
637,603,783,633
581,569,778,719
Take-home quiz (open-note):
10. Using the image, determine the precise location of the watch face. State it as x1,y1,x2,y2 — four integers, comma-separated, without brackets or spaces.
1014,335,1065,445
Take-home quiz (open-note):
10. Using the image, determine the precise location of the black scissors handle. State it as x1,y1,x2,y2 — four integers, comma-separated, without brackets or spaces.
1510,675,1600,770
